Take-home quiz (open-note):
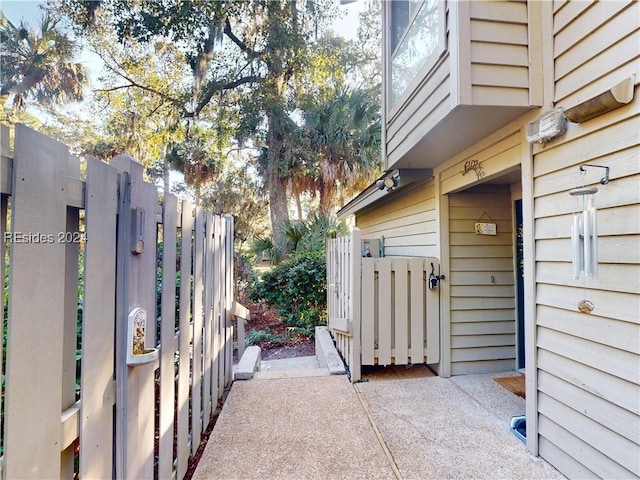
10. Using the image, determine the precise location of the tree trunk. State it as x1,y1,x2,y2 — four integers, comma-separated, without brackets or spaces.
267,111,290,246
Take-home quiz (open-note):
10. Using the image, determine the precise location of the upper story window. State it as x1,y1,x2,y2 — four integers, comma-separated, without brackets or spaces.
390,0,441,108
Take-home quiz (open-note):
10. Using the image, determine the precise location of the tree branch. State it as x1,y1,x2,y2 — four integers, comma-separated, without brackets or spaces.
223,18,262,59
189,74,263,117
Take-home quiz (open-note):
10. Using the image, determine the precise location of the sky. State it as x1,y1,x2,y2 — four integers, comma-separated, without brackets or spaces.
1,0,42,25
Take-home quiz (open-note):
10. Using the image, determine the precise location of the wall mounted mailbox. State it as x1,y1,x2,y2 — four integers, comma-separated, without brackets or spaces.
126,307,158,366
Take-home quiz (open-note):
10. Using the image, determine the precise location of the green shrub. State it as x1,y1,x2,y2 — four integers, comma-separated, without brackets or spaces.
248,250,326,337
245,329,280,346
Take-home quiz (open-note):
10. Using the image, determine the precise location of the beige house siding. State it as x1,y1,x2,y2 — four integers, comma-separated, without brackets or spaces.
529,2,640,473
448,187,516,375
532,94,640,478
351,1,640,476
554,0,639,107
469,0,531,106
357,179,437,258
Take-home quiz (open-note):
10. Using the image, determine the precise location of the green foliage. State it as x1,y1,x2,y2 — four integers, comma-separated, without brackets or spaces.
275,213,347,259
245,329,280,347
0,11,88,111
248,250,326,337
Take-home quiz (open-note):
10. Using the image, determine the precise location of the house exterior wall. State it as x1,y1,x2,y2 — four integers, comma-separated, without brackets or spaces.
529,2,640,477
356,178,438,258
346,1,640,477
468,0,531,106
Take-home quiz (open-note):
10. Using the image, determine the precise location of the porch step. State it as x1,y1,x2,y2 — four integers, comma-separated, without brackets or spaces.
315,326,346,375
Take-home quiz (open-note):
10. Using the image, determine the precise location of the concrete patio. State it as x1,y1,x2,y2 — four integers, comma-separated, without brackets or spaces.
193,357,565,480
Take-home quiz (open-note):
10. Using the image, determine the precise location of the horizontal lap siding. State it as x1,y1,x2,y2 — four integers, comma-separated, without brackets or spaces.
357,179,437,257
449,189,515,375
553,0,640,106
533,3,640,474
386,62,451,165
469,1,531,106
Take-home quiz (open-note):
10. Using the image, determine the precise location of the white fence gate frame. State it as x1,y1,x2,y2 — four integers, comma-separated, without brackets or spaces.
327,227,440,382
0,124,246,479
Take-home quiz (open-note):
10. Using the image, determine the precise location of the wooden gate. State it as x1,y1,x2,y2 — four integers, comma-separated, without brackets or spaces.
327,228,440,382
0,125,246,479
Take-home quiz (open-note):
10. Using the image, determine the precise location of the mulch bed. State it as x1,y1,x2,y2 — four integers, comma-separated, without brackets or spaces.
236,299,316,360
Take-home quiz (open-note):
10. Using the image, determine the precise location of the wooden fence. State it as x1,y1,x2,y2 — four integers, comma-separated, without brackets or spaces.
0,124,247,479
327,228,440,382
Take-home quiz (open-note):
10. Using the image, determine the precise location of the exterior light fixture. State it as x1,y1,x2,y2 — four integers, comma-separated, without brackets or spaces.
525,108,567,144
376,176,397,192
569,165,608,280
564,76,635,123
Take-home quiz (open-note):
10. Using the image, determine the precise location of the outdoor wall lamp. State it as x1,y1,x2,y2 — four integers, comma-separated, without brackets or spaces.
569,164,609,280
376,176,397,192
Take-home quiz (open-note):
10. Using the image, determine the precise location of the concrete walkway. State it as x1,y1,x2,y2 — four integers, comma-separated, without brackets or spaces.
194,361,565,480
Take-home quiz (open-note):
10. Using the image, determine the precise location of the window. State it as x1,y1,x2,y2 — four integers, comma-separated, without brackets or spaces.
390,0,441,108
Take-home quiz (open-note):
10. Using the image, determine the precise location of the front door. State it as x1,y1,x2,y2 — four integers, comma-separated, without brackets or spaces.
515,199,525,370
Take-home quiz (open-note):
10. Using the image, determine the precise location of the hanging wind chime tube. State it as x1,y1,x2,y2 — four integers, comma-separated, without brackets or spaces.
569,185,598,279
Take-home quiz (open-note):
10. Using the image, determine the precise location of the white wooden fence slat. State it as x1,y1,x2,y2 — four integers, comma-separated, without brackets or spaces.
192,207,205,451
410,258,426,362
220,216,229,392
426,259,441,362
361,258,376,365
378,258,393,365
62,200,80,479
203,212,214,424
226,216,234,389
113,168,131,479
80,156,118,480
159,193,178,476
177,201,194,479
224,215,234,389
394,259,409,364
350,228,362,381
213,215,222,403
5,126,68,479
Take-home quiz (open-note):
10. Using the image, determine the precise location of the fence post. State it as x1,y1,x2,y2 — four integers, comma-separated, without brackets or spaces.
350,227,362,382
111,155,159,480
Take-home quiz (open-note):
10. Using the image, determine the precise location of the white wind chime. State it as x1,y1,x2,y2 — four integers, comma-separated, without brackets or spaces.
568,164,609,313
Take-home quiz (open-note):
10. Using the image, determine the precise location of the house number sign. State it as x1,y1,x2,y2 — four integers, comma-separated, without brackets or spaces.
460,159,485,180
